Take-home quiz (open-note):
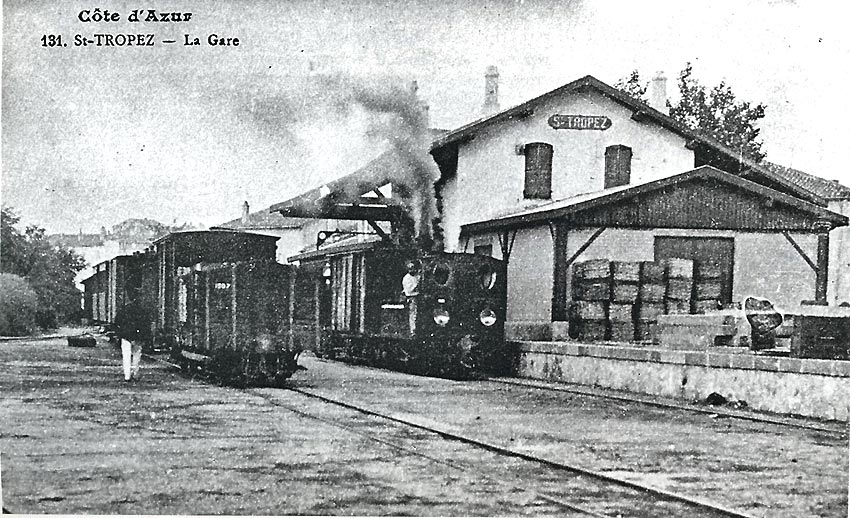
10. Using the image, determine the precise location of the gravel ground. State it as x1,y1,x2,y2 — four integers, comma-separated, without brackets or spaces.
1,332,848,516
290,356,849,517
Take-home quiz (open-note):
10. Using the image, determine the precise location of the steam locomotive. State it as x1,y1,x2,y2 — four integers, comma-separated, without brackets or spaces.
82,230,512,384
307,244,512,379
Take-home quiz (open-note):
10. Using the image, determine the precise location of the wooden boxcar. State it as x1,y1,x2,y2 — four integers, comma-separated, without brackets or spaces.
175,260,300,386
153,230,279,350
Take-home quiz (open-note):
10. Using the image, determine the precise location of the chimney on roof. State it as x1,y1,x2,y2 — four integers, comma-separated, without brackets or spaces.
649,71,667,113
410,80,430,128
482,65,500,116
241,201,250,225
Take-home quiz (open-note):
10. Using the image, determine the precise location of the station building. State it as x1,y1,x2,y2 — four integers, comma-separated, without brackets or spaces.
428,74,848,340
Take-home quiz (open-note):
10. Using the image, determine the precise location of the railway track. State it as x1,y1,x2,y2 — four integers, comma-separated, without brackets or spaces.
153,354,844,516
246,385,750,517
156,355,751,515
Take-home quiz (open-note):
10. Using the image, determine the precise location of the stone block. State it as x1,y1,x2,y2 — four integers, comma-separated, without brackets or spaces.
683,351,707,366
729,353,755,370
506,321,553,342
798,359,834,376
778,357,802,374
753,356,780,372
550,321,570,341
707,353,731,368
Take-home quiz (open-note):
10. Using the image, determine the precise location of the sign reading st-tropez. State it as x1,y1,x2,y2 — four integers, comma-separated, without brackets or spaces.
548,114,612,130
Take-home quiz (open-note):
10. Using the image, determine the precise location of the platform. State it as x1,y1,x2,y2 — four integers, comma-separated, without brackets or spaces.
515,340,850,420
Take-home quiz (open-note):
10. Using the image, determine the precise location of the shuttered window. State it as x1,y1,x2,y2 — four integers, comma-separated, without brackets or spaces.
523,142,553,199
605,145,632,188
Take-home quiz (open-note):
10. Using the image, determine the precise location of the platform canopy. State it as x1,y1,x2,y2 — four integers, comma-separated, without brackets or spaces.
269,150,410,222
461,166,848,235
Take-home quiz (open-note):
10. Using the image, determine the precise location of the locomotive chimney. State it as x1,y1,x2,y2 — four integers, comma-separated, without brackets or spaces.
241,201,250,225
482,65,500,116
649,71,667,113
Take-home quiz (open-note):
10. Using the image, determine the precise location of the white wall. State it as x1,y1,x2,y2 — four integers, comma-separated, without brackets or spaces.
827,200,850,304
506,227,553,321
440,89,696,251
494,226,821,325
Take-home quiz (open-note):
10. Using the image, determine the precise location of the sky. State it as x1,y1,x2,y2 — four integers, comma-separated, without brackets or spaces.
2,0,849,234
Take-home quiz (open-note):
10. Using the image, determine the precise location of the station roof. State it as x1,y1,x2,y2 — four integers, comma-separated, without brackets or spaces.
269,149,409,221
213,207,306,232
762,162,850,201
431,75,823,206
461,166,848,235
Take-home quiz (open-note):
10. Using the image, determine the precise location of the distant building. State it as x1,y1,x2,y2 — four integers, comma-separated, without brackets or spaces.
211,201,308,263
49,218,197,286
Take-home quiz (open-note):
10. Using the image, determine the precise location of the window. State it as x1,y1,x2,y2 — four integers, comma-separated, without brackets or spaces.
523,142,553,199
605,145,632,188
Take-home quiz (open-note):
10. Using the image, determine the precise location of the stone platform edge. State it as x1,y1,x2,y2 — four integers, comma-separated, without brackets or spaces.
513,341,850,378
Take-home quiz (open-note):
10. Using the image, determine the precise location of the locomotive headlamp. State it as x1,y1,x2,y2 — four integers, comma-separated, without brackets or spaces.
433,307,450,326
479,308,497,327
322,262,331,278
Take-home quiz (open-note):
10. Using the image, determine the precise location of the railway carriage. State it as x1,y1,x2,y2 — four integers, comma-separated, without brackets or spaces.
175,260,300,386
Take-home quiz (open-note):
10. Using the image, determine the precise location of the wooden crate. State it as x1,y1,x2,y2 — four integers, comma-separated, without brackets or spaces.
635,321,658,343
612,283,639,303
612,261,641,283
636,302,665,321
639,283,665,302
572,301,608,320
610,321,636,342
666,278,694,301
695,261,723,280
665,258,694,279
574,259,611,280
575,319,608,341
666,299,691,315
640,262,665,283
692,299,721,314
694,281,722,300
573,280,611,301
609,303,634,322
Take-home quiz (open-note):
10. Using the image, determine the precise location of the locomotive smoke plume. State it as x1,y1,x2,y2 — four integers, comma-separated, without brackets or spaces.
242,70,441,249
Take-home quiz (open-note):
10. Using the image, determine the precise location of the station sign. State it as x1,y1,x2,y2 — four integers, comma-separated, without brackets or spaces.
548,114,612,131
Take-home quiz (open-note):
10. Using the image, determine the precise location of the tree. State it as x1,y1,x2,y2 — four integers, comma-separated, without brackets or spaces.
1,207,87,330
0,273,39,336
613,70,648,104
616,63,767,163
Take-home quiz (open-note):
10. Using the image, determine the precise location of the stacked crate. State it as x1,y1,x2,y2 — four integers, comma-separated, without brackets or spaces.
636,262,666,341
692,261,723,314
609,261,640,341
664,259,694,315
571,259,610,341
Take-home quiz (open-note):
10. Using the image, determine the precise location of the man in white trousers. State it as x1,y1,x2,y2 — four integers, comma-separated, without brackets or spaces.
117,329,142,381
